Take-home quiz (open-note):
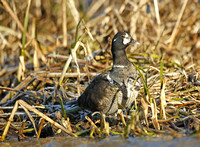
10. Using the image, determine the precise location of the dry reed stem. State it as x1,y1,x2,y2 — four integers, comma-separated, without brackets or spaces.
34,0,42,17
83,20,95,41
62,0,67,47
79,41,91,84
57,40,91,96
47,54,106,68
86,0,106,19
37,118,45,138
118,111,127,126
85,115,100,134
17,100,77,137
58,54,72,87
72,43,81,96
18,120,26,139
57,41,85,88
32,18,40,71
1,100,77,139
62,117,72,132
34,40,47,63
104,121,110,136
158,117,174,123
1,0,31,39
168,0,188,49
33,41,39,71
17,56,25,81
32,71,98,78
86,6,112,28
153,0,161,25
67,0,80,25
1,76,36,103
160,79,167,120
151,99,160,130
141,97,149,127
1,100,19,141
19,102,38,136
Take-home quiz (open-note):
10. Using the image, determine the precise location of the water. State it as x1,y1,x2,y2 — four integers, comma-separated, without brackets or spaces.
1,136,200,147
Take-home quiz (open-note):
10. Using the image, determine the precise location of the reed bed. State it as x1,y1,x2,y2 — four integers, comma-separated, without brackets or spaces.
0,0,200,141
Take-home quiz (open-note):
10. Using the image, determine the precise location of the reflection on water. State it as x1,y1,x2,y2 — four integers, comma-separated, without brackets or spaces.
1,136,200,147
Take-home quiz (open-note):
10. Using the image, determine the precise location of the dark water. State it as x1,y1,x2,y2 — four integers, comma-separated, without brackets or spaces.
1,136,200,147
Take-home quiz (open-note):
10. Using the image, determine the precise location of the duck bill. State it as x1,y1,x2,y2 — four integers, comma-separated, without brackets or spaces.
130,39,140,45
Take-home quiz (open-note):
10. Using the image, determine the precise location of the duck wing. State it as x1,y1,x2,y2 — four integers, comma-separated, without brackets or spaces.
78,71,123,115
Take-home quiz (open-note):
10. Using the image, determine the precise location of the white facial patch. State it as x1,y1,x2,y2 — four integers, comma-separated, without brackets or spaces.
122,33,131,45
123,38,131,44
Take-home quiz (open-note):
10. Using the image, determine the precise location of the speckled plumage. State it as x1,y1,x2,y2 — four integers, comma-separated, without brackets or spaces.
78,31,141,115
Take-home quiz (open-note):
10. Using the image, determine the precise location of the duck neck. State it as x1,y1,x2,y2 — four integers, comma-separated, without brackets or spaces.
112,49,129,66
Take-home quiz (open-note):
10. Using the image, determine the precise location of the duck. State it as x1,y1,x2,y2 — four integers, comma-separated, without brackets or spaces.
78,31,141,115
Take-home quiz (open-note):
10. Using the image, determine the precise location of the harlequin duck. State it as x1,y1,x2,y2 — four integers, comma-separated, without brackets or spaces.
78,31,141,115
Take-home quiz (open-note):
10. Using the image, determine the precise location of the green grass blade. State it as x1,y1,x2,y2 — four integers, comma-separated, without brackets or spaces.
21,0,31,56
133,63,151,99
